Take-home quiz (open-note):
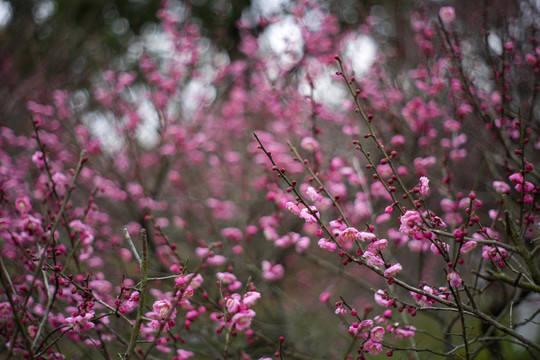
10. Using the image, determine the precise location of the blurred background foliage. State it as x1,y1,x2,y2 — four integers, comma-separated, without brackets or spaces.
0,0,520,110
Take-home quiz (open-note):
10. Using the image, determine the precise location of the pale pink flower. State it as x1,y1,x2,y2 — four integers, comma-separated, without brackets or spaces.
363,339,383,355
66,310,95,333
285,201,300,215
460,240,477,254
153,299,175,319
319,292,330,303
399,210,423,237
340,227,359,244
261,261,284,281
367,239,388,253
482,245,507,268
318,238,337,252
15,197,32,214
419,176,430,196
447,271,463,287
300,137,320,151
430,241,449,255
242,291,261,307
216,272,237,284
299,207,319,223
335,302,347,315
493,181,510,194
173,349,194,360
232,309,256,331
394,326,416,339
363,251,385,267
410,285,436,307
226,294,242,314
374,290,393,307
384,263,402,279
358,231,377,242
305,186,323,202
370,326,385,343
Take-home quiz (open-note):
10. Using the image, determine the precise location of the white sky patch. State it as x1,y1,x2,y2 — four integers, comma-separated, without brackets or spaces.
487,32,502,55
309,71,348,109
82,111,123,153
135,99,160,149
0,0,12,28
343,35,377,76
33,0,56,24
260,15,304,69
252,0,289,16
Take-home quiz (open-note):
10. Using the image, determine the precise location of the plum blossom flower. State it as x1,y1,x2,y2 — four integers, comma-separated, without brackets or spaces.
482,245,507,268
335,302,347,315
153,299,175,319
460,240,477,254
367,239,388,253
374,290,394,307
305,186,323,202
393,326,416,339
493,181,510,194
226,294,242,314
340,227,359,244
147,299,177,330
362,251,385,267
261,261,284,281
318,238,337,252
430,241,449,255
447,271,463,287
358,231,377,242
15,197,32,214
370,326,385,343
399,210,423,237
232,309,256,331
0,302,12,319
285,201,300,215
242,291,261,307
349,319,373,339
65,310,95,333
410,285,437,307
299,206,319,223
419,176,430,196
300,137,320,151
173,349,194,360
384,263,402,279
363,339,383,355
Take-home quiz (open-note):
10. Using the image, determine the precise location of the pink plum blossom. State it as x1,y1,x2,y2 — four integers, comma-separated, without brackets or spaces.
384,263,402,279
262,261,284,281
65,311,95,333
